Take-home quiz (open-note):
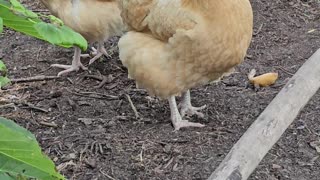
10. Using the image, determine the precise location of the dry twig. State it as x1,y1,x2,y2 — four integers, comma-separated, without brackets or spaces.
99,169,116,180
11,75,60,83
0,103,16,109
39,121,58,128
22,102,49,113
125,94,140,119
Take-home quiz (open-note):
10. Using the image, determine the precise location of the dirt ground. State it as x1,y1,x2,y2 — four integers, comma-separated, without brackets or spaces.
1,0,320,179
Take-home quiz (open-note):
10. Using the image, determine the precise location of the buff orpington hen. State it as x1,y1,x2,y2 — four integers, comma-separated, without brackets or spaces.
39,0,124,76
118,0,253,130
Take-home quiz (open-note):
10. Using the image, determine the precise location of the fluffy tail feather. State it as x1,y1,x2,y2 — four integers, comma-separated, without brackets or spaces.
119,32,180,98
118,28,225,98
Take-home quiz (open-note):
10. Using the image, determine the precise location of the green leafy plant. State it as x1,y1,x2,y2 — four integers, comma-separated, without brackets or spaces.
0,16,3,32
0,117,65,180
0,1,82,179
0,0,87,50
0,15,10,88
0,60,10,88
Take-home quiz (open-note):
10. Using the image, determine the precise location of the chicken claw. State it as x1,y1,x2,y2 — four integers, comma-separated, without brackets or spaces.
180,104,207,118
88,41,111,65
168,96,205,131
51,47,88,76
179,90,206,118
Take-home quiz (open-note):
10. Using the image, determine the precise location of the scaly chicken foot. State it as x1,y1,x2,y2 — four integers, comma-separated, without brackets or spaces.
51,47,88,76
88,41,111,65
179,90,206,118
80,47,100,59
168,96,205,131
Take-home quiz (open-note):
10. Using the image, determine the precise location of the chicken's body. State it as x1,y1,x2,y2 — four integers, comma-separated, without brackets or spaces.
118,0,253,130
40,0,124,76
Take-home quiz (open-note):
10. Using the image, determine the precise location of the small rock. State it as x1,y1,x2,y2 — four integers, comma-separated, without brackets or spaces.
296,125,305,130
49,101,57,108
68,153,76,160
78,118,93,125
272,164,282,169
85,158,96,168
62,153,77,161
310,141,320,153
107,120,117,127
164,144,172,153
49,91,62,98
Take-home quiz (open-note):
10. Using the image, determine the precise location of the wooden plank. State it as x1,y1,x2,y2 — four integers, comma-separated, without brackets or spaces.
208,49,320,180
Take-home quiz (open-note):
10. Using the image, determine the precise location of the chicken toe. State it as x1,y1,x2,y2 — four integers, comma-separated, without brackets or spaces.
179,90,206,118
169,96,205,131
173,119,205,131
51,47,88,76
88,41,111,65
180,105,207,118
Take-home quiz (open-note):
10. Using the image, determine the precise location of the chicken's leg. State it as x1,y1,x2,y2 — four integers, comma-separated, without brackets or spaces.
179,90,206,118
51,47,88,76
168,96,205,130
88,41,111,65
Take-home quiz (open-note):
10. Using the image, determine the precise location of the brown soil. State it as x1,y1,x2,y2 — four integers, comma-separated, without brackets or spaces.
1,0,320,179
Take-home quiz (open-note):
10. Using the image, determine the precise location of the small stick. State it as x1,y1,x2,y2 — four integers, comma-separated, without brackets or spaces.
163,157,174,169
253,23,264,36
0,103,16,109
2,100,49,113
39,121,58,128
23,102,49,113
66,89,118,100
99,169,116,180
84,75,104,81
78,91,118,99
125,94,140,119
11,75,60,83
95,78,109,89
276,66,295,76
85,74,119,89
85,75,109,89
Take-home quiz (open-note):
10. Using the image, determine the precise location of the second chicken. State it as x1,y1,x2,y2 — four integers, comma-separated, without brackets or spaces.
40,0,125,76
